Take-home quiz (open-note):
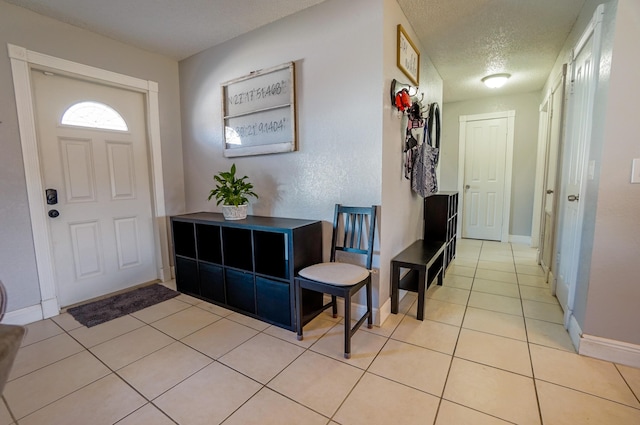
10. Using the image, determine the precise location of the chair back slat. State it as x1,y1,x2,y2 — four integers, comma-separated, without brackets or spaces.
330,204,377,270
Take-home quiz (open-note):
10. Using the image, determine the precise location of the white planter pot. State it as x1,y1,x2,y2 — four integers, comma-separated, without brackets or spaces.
222,204,248,220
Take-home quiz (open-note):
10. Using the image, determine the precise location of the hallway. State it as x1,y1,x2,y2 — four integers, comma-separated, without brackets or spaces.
2,239,639,424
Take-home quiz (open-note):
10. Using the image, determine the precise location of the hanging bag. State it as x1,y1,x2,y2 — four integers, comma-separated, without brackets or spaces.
411,102,440,197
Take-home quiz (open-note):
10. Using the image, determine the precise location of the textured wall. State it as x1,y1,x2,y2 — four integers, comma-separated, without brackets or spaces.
179,0,383,220
179,0,443,317
540,0,619,336
380,0,443,307
584,0,640,345
0,1,184,312
179,0,385,306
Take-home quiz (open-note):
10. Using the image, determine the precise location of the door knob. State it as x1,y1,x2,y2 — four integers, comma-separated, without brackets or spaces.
465,185,470,190
48,209,60,218
546,189,554,194
567,194,579,202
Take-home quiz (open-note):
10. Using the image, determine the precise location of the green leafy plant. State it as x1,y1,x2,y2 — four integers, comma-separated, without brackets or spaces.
208,163,258,206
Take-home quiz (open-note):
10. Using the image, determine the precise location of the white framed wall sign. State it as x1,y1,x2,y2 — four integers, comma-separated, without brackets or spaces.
222,62,297,157
397,25,420,86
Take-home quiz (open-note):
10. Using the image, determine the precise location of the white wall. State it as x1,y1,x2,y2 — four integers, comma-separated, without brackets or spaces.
542,0,640,348
584,0,640,345
179,0,385,309
180,0,443,320
179,0,383,219
441,92,540,238
0,0,184,313
380,0,443,308
541,0,618,337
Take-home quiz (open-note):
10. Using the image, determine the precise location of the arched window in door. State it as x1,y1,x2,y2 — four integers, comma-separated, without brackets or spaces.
61,101,128,131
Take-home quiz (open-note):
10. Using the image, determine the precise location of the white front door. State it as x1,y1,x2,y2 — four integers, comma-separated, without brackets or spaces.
540,68,567,283
461,117,508,241
32,71,157,307
556,12,600,317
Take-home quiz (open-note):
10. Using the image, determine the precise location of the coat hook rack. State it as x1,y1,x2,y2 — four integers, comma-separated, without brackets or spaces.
391,78,419,112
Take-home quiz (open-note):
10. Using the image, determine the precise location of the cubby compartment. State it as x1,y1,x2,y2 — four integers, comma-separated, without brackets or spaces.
256,277,290,326
173,221,196,258
254,230,288,279
175,257,198,296
196,224,222,264
225,269,256,314
222,227,253,271
199,262,225,303
424,192,458,271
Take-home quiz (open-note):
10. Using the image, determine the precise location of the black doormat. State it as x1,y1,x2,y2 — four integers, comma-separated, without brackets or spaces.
67,284,180,328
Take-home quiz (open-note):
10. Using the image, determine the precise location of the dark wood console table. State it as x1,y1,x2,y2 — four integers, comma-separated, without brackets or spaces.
390,239,445,320
171,212,323,331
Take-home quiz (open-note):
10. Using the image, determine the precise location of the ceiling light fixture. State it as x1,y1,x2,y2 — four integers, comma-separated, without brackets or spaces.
482,73,511,88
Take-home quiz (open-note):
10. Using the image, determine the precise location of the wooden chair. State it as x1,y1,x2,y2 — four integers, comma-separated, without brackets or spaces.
294,204,377,359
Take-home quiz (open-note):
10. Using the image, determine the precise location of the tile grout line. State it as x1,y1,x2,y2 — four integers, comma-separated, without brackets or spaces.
613,363,640,407
432,240,481,425
512,243,546,425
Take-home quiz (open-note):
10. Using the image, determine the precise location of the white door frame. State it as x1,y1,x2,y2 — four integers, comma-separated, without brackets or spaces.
457,111,515,243
8,44,170,320
532,64,567,260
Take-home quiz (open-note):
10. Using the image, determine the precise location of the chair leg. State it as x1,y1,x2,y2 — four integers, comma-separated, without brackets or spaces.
295,281,304,341
343,291,351,359
366,280,373,329
331,295,338,318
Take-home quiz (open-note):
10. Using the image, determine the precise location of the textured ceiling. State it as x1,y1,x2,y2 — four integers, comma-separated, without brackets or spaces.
398,0,586,101
6,0,586,102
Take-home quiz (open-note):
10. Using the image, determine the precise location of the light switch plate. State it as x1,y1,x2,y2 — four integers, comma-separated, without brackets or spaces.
632,158,640,183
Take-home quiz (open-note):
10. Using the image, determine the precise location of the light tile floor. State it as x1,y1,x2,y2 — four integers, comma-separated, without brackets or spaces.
3,240,640,424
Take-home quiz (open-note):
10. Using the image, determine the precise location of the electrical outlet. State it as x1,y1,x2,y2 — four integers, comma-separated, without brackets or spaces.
632,158,640,183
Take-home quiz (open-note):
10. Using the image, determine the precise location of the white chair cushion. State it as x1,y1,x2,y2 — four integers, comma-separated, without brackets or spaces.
298,262,370,286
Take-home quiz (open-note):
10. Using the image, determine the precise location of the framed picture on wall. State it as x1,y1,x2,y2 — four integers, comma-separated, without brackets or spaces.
221,62,297,157
397,25,420,85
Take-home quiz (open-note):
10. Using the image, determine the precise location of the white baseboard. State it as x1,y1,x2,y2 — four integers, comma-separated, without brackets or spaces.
579,334,640,368
3,304,44,325
378,297,391,327
509,235,532,245
567,312,582,352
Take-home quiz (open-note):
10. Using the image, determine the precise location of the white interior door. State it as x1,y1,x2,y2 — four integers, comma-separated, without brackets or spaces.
32,71,157,307
540,69,567,282
462,117,508,241
556,21,598,316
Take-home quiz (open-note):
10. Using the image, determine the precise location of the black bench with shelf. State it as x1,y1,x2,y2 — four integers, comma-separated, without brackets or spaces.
390,239,445,321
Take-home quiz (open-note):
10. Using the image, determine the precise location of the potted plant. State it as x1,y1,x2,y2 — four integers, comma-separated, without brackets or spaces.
208,163,258,220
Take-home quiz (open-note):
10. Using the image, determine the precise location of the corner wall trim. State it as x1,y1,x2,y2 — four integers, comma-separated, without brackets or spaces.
2,304,43,325
579,333,640,369
509,235,532,246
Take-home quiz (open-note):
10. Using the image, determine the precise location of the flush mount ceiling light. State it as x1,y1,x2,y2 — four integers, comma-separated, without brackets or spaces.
482,73,511,88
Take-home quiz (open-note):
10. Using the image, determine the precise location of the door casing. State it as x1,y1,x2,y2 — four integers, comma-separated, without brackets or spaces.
8,44,170,321
532,65,568,287
457,111,515,243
